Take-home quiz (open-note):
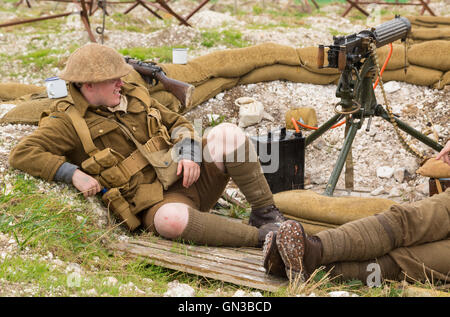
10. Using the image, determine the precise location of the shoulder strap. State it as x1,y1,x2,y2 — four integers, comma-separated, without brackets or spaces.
65,106,99,157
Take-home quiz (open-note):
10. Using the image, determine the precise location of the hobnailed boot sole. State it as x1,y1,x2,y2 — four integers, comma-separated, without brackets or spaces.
276,220,307,282
262,231,287,278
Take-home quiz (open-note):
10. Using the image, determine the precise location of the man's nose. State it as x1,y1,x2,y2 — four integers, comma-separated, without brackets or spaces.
116,79,123,87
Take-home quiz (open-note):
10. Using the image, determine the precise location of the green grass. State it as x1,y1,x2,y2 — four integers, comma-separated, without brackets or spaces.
200,29,249,48
17,48,65,70
119,46,185,63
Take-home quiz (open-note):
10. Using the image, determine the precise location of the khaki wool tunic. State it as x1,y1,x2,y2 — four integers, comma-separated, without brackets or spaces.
9,71,197,215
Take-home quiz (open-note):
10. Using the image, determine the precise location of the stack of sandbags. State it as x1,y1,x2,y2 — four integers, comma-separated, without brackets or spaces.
407,15,450,42
273,190,397,235
1,37,449,125
407,40,450,88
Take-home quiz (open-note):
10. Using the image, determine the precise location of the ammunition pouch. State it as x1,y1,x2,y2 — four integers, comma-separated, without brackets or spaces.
81,148,121,175
142,136,181,190
102,187,141,231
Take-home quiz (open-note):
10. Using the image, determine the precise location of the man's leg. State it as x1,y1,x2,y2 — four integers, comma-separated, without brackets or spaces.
318,188,450,265
265,188,450,281
153,202,261,247
141,150,278,247
204,123,285,227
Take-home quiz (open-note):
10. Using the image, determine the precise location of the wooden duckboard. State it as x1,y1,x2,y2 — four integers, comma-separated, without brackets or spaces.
108,237,288,292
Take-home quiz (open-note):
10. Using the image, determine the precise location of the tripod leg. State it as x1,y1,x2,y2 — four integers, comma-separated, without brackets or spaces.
305,113,343,147
377,106,443,152
344,119,354,191
324,120,358,196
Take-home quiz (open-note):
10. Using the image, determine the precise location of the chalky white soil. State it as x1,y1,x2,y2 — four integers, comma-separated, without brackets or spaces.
0,0,449,297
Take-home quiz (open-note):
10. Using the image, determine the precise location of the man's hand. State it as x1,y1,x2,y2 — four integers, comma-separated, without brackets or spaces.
72,169,102,198
177,159,200,188
436,140,450,166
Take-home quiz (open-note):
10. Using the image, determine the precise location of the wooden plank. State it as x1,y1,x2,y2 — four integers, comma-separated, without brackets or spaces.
108,237,288,292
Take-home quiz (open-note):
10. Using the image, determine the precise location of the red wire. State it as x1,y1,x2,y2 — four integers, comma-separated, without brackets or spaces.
373,43,393,89
292,43,394,131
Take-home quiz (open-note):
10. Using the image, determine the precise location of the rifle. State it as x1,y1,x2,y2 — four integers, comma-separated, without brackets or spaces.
125,57,194,110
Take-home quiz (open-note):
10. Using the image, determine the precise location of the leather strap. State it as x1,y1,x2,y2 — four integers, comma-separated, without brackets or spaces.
65,106,99,157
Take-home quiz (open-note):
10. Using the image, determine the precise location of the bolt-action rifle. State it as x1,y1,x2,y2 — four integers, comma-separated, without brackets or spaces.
125,57,194,110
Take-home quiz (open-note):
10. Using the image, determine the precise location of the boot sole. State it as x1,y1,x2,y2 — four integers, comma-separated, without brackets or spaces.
262,231,287,278
276,220,307,282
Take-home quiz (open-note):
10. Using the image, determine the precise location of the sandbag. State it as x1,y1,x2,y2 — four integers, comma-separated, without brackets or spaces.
283,214,338,235
416,158,450,178
434,70,450,89
405,65,443,86
162,42,301,84
189,77,240,111
409,27,450,41
274,189,396,226
238,64,339,85
0,82,46,101
376,44,408,70
406,16,450,28
285,108,318,129
0,98,51,125
380,68,407,82
408,40,450,71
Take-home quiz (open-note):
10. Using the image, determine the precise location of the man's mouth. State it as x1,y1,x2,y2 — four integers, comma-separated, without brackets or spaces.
113,89,121,96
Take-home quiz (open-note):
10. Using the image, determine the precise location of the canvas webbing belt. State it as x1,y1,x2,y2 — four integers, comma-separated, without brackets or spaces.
65,106,150,178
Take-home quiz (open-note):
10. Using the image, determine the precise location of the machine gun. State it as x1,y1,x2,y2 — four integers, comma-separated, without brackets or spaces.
304,16,443,196
125,57,194,110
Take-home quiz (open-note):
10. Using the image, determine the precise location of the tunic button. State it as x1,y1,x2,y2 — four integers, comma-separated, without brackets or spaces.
132,126,137,131
99,129,104,133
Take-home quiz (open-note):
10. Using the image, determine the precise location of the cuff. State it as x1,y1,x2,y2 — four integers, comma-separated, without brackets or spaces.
53,162,79,184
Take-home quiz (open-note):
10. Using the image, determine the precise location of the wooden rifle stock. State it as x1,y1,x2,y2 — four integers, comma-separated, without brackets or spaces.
125,58,194,110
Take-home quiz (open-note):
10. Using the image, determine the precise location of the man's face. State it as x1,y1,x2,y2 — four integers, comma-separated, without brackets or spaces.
87,78,123,107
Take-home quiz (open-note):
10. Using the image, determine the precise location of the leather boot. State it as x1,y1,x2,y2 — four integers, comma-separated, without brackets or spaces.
262,231,287,278
257,222,281,247
249,204,286,228
276,220,323,282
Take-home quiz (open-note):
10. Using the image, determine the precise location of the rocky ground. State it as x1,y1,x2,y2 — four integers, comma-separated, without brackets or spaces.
0,0,449,297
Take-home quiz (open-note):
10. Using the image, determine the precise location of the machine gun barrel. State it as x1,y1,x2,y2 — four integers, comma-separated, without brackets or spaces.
372,16,411,48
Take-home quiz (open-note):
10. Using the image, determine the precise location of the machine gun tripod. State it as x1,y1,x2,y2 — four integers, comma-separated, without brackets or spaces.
303,16,443,197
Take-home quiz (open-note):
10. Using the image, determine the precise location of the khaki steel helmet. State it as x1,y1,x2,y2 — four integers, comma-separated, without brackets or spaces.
58,43,133,83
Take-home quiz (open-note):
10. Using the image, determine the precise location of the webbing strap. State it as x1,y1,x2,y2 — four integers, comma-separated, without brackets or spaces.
119,149,149,176
65,106,99,156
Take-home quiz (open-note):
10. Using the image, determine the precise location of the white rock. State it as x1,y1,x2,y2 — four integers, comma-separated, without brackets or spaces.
393,167,406,183
207,113,220,123
388,186,403,198
103,276,118,287
84,288,98,296
232,290,248,297
250,291,263,297
416,183,429,196
164,280,195,297
377,166,394,179
370,186,386,196
328,291,352,297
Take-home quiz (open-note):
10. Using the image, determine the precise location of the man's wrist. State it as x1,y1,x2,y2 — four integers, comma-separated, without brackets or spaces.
54,162,79,184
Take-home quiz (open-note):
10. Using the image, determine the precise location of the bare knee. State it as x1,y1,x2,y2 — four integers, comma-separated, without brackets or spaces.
205,123,246,167
154,203,190,239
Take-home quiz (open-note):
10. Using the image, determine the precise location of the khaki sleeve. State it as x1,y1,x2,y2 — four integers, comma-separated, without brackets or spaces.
151,98,201,143
8,112,80,181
